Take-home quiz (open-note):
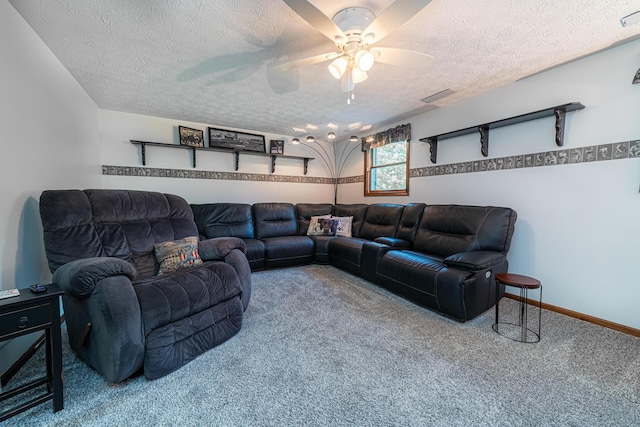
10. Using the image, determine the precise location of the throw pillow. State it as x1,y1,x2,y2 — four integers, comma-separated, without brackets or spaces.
331,216,353,237
306,215,332,235
307,218,339,236
155,236,203,275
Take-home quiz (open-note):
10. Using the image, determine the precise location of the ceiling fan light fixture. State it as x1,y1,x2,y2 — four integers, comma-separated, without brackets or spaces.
328,57,347,79
306,135,315,143
352,68,368,84
327,132,336,139
349,135,359,142
291,138,300,144
355,50,375,71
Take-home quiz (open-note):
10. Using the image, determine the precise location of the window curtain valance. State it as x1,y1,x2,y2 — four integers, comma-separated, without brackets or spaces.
361,123,411,152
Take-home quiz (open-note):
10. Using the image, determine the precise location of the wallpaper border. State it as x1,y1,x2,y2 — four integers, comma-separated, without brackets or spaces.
104,140,639,184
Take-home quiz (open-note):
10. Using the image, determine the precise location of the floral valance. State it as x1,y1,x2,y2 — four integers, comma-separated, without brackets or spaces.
361,123,411,152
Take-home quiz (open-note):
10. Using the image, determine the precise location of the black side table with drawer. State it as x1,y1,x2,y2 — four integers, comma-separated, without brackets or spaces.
0,284,64,421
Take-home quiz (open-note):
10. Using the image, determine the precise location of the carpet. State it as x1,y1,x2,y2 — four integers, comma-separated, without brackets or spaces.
3,265,639,426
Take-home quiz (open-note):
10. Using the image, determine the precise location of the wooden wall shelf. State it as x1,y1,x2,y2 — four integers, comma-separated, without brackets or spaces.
130,140,313,175
419,102,585,163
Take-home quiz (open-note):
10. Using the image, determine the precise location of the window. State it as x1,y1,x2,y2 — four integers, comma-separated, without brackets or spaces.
364,139,409,196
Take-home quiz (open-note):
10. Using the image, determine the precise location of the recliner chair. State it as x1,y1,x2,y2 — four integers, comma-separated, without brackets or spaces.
39,189,251,382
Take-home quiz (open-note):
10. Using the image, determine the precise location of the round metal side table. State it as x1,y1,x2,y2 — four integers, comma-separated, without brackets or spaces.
492,273,542,343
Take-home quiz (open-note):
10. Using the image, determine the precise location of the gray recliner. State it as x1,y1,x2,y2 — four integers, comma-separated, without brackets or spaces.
39,189,251,382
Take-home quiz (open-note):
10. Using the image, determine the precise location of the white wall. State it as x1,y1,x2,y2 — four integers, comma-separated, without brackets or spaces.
0,1,101,291
338,39,640,329
100,110,336,204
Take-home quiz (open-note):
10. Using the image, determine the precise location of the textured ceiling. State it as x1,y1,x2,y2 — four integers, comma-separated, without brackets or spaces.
9,0,640,141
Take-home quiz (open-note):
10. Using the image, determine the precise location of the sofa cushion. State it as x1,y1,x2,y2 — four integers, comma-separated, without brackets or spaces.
328,237,369,276
413,205,517,258
253,203,298,239
333,204,368,237
395,203,426,243
40,189,199,278
296,203,333,235
358,204,404,241
155,236,203,274
376,250,472,320
133,260,242,336
191,203,255,239
261,235,314,268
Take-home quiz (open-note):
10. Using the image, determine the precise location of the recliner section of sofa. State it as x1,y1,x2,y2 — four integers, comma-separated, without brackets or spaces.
253,203,314,269
329,203,404,277
375,205,517,321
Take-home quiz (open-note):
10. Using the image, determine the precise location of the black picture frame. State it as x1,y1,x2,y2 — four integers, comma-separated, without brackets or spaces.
269,140,284,155
178,126,204,147
208,127,265,152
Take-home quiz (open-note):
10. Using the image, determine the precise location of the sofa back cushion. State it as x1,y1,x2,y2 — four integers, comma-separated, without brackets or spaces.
333,204,369,237
358,204,404,241
395,203,427,242
40,189,198,278
191,203,255,239
413,205,517,257
295,203,334,235
253,203,297,239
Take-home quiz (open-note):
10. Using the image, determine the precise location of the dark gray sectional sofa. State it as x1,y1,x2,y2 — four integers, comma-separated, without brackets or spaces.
191,201,517,322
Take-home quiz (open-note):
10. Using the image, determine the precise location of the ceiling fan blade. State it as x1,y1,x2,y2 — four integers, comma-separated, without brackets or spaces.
363,0,433,44
372,47,434,68
283,0,346,41
275,52,342,72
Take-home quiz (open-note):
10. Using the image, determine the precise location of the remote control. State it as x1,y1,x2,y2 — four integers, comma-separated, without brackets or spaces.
30,284,47,293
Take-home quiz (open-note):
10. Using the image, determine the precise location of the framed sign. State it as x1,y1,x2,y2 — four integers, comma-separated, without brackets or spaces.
208,127,265,152
178,126,204,147
269,140,284,155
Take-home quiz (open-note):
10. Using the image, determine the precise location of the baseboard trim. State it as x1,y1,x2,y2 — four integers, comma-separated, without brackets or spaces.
504,294,640,338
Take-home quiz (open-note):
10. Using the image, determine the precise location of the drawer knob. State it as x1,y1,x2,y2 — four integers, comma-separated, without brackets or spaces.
17,316,29,329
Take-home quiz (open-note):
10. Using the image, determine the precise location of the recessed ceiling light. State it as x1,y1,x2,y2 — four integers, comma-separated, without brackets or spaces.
349,135,358,142
327,132,336,139
291,138,300,144
306,136,315,142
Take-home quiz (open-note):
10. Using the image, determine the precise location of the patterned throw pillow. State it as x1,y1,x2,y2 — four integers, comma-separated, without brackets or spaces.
307,218,339,236
306,215,332,235
155,236,203,275
331,216,353,237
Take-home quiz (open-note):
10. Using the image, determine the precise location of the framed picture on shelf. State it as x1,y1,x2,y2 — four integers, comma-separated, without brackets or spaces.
178,126,204,147
269,140,284,155
208,127,265,152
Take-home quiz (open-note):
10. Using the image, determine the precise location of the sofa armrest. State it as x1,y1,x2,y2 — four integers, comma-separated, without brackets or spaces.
374,237,412,249
52,257,137,298
199,237,247,260
443,251,506,272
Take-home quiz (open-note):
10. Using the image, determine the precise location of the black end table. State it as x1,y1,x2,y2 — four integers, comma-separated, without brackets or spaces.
0,284,64,421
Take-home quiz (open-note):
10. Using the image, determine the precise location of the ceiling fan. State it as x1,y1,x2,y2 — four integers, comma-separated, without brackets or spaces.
277,0,435,103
